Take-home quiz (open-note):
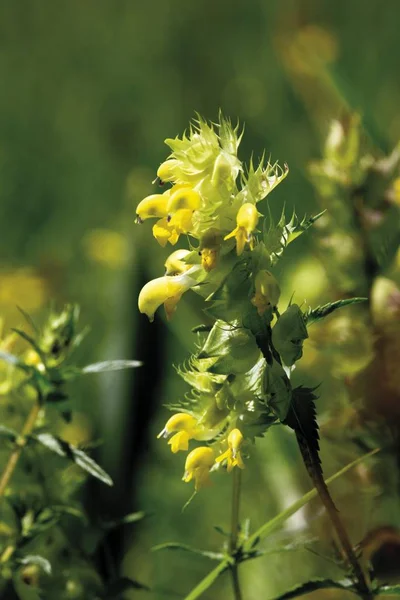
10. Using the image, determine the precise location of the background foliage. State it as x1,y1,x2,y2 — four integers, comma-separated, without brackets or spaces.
1,1,400,598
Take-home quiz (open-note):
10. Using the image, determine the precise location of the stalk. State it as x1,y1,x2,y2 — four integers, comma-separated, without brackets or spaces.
0,401,41,500
229,468,243,600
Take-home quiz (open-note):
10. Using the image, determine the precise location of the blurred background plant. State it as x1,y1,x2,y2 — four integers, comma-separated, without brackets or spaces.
0,1,400,598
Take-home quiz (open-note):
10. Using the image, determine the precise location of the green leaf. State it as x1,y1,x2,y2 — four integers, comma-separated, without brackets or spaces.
102,511,145,530
0,425,18,441
17,555,52,575
32,433,113,486
152,542,223,561
269,578,357,599
379,585,400,595
105,577,150,598
16,306,39,334
11,329,44,359
244,447,379,551
183,559,230,600
82,359,142,373
304,298,367,326
284,386,323,482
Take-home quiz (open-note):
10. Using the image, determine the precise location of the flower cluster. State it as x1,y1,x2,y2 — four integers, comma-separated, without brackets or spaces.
136,114,331,492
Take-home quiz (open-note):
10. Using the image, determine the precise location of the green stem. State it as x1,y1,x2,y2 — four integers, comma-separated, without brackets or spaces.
229,468,243,600
0,400,41,501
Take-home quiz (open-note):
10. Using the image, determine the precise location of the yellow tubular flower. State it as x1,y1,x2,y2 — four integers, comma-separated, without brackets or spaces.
136,194,169,223
157,159,179,183
158,413,198,453
251,270,281,316
183,447,215,491
169,208,194,234
215,428,245,472
138,273,195,321
152,218,180,247
224,203,260,255
167,187,201,213
164,249,192,275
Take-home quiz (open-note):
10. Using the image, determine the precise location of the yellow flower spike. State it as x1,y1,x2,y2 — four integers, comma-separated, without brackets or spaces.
200,248,219,272
152,218,180,247
157,159,179,183
224,202,260,255
157,413,198,453
183,447,215,491
215,428,245,472
167,187,201,213
164,249,192,275
135,194,169,223
138,273,195,322
251,270,281,316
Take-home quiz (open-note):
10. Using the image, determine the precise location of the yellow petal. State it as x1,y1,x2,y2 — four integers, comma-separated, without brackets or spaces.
136,194,169,222
167,187,201,213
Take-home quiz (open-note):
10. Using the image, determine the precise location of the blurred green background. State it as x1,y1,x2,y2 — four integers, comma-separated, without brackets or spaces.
1,1,400,598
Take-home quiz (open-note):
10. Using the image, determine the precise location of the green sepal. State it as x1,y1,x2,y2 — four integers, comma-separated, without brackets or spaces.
205,259,251,322
264,360,292,421
272,305,308,367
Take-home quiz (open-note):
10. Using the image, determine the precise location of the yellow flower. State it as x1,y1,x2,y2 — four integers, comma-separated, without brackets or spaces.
167,187,201,213
251,270,281,316
152,217,180,247
215,428,245,472
224,203,260,255
158,413,198,453
138,273,195,321
157,159,179,183
182,447,215,491
135,194,169,223
164,249,192,275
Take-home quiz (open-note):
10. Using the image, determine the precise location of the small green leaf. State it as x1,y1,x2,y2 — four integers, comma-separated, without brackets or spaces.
11,329,44,358
17,555,52,575
379,585,400,596
152,542,223,561
269,578,357,600
0,425,18,441
183,559,230,600
32,433,113,486
305,298,367,326
82,360,142,373
102,511,145,530
16,306,39,334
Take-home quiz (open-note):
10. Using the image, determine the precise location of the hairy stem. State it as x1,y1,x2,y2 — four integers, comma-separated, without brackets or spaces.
229,468,243,600
0,401,41,500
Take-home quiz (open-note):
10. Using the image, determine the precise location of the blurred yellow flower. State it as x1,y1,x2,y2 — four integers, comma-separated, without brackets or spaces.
0,269,47,314
84,229,128,268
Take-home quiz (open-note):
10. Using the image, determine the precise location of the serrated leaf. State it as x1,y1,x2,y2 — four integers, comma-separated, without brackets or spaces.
33,433,113,486
18,555,52,575
152,542,223,561
305,298,367,326
269,578,357,600
82,359,142,373
105,577,150,598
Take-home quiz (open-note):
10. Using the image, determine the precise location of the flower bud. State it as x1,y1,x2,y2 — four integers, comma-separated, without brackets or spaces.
183,446,215,490
157,159,179,183
164,249,191,275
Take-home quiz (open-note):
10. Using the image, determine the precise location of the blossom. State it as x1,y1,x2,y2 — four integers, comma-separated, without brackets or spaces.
138,273,196,321
158,413,198,453
251,270,281,316
182,447,215,490
164,249,192,275
135,194,168,223
224,203,260,255
215,428,245,472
